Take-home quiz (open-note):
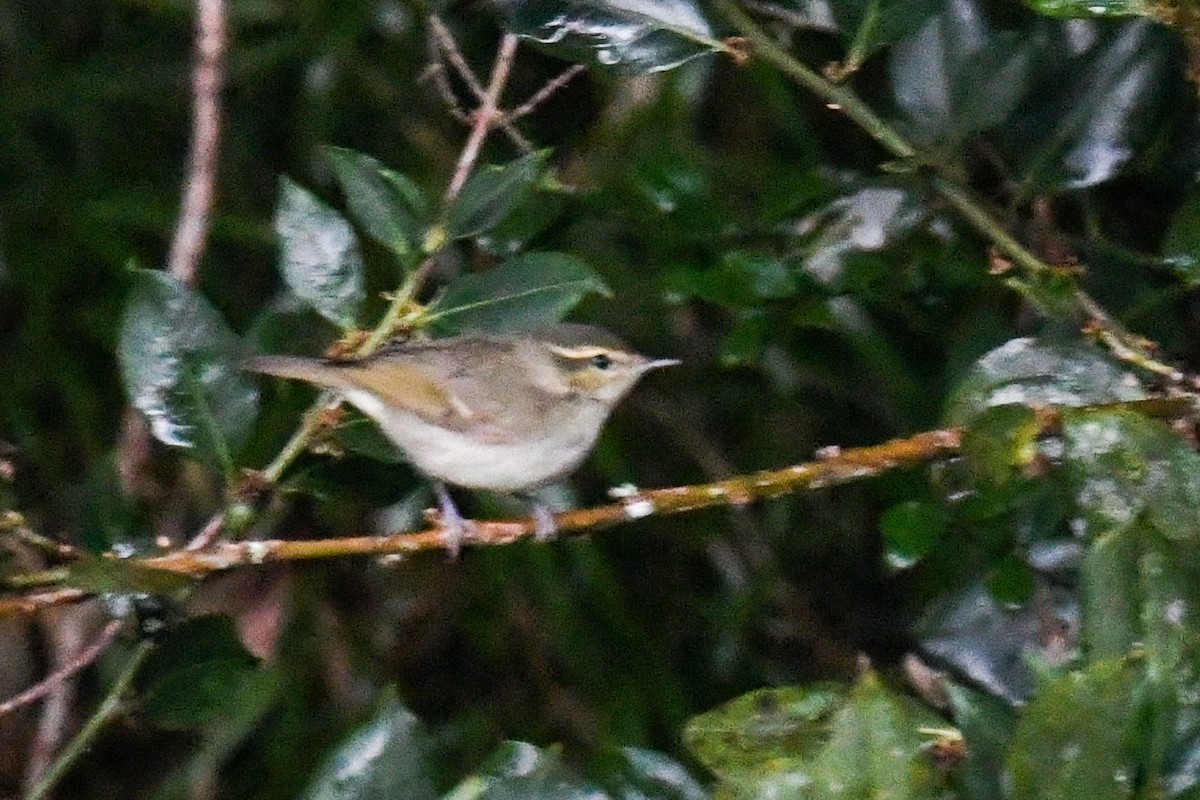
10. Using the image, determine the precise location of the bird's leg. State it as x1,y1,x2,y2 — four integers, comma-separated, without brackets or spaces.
530,500,558,543
433,482,467,557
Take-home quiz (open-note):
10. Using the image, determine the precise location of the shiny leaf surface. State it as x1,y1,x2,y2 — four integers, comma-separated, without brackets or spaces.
300,689,439,800
499,0,723,74
118,269,259,474
275,177,366,329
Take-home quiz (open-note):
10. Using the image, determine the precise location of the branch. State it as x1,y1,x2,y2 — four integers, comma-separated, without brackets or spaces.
0,619,125,718
143,427,964,574
442,33,521,208
167,0,226,286
26,640,154,800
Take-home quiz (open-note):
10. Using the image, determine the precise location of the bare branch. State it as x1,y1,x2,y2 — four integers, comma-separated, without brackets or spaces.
1,619,123,718
167,0,227,286
507,64,587,121
442,33,521,208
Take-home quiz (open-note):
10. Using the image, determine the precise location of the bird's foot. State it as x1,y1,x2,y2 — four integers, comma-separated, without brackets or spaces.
434,483,470,559
531,502,558,543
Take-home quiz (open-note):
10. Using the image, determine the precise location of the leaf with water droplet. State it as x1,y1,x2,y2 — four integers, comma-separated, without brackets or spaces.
945,338,1144,426
1063,409,1200,541
499,0,725,74
275,177,366,329
118,269,259,476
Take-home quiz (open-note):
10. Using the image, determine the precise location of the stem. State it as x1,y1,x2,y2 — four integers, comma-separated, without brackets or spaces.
441,33,520,210
26,641,153,800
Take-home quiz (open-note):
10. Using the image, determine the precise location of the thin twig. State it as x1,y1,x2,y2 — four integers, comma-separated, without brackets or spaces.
422,37,471,122
0,619,125,718
26,640,154,800
427,18,531,154
507,63,587,121
442,33,521,208
167,0,227,286
428,15,488,100
185,509,228,552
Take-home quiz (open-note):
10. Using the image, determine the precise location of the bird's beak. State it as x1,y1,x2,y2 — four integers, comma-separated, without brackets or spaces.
645,358,682,371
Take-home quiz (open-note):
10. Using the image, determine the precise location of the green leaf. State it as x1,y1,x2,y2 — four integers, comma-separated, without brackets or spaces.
301,688,439,800
1063,410,1200,541
1007,659,1141,800
944,338,1144,426
1160,189,1200,288
118,269,260,474
274,177,366,329
685,675,945,799
462,741,604,799
890,0,1033,147
137,616,268,731
961,404,1040,486
833,0,942,71
986,552,1035,606
498,0,724,74
880,499,948,569
431,251,612,333
65,553,194,596
446,151,550,241
1000,21,1179,196
324,146,430,259
946,683,1017,800
599,747,709,800
1024,0,1153,18
803,185,925,286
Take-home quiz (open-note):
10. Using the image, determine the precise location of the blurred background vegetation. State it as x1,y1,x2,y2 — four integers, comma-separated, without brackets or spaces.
2,0,1200,798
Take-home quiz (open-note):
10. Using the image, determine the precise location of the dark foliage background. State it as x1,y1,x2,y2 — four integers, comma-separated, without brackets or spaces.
2,0,1200,798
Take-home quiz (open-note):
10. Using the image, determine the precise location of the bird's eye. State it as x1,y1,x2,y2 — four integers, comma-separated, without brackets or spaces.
590,353,613,370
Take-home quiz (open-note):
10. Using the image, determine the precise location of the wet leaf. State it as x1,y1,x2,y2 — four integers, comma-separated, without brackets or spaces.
890,0,1034,147
118,269,260,474
600,747,709,800
917,582,1078,704
944,338,1144,426
1001,20,1179,195
431,251,611,333
802,185,925,286
499,0,724,74
275,177,365,329
300,688,439,800
324,146,430,259
465,741,604,799
1024,0,1153,18
1062,410,1200,541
